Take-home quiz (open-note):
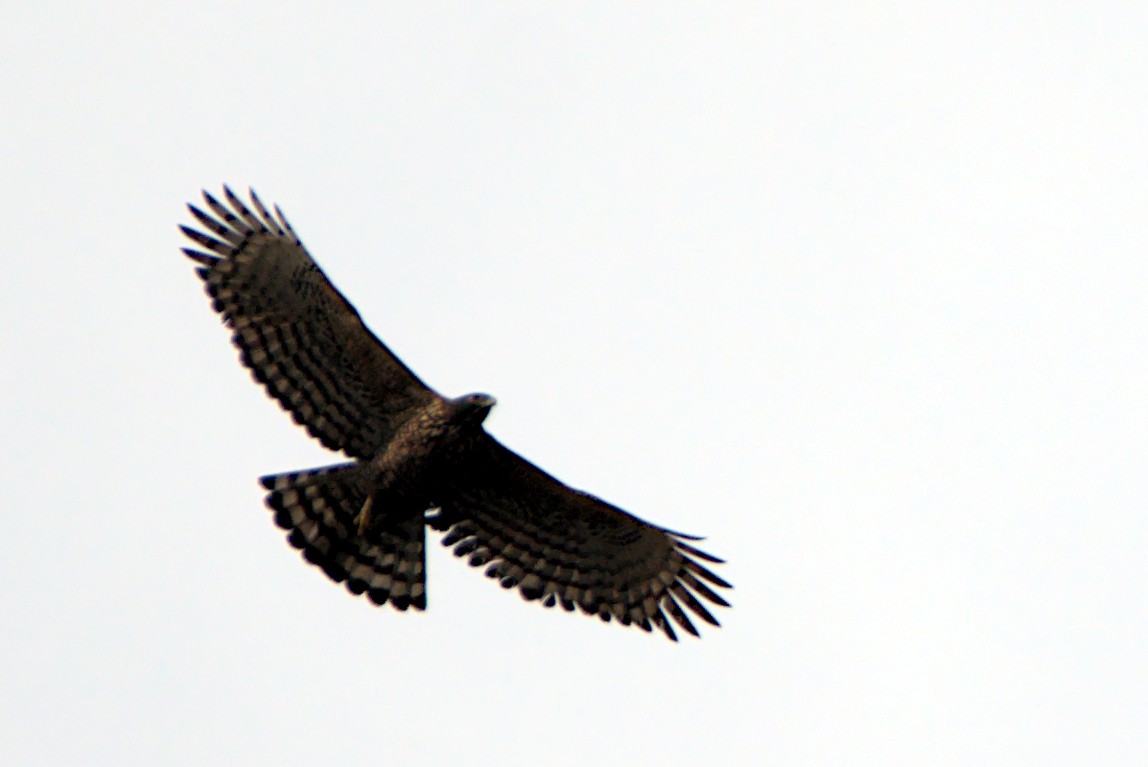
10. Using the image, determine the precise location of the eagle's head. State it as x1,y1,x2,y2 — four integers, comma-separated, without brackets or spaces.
453,392,496,426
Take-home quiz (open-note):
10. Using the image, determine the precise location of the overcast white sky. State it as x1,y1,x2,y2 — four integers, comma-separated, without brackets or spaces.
2,4,1145,765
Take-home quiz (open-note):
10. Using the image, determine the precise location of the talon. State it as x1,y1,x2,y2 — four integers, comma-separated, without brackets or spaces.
355,494,374,535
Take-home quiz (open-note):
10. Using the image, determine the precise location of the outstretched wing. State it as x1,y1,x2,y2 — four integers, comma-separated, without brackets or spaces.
433,437,732,641
181,186,437,459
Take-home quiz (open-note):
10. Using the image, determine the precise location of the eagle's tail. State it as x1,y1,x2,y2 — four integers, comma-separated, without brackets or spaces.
259,463,427,611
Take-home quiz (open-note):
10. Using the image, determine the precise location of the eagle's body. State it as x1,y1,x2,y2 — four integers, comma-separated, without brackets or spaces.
368,394,495,503
182,187,730,640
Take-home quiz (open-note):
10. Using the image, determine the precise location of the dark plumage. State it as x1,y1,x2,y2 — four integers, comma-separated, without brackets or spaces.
182,186,731,640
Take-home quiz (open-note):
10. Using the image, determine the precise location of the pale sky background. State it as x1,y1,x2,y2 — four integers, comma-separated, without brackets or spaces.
2,4,1145,765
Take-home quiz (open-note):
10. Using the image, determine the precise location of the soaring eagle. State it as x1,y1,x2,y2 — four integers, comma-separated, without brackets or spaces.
181,187,731,640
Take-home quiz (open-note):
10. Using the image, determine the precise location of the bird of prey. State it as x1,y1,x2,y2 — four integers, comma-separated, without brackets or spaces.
180,186,731,640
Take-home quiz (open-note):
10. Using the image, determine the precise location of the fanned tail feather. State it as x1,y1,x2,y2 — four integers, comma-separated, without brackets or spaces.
260,463,427,611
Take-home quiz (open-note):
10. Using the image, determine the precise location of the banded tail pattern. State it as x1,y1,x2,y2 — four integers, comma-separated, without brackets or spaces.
260,464,427,611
